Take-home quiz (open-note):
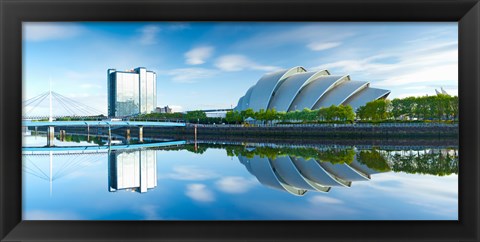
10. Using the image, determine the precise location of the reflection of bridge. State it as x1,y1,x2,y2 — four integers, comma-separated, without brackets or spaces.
22,141,186,196
22,120,185,127
22,140,186,152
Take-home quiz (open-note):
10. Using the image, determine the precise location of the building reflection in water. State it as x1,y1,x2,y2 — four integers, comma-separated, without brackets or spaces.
238,153,384,196
108,149,157,193
105,144,457,196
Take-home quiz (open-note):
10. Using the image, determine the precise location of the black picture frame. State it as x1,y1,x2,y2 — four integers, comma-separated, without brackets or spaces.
1,0,479,241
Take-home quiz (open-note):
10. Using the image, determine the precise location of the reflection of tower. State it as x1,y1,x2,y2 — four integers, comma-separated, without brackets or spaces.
238,154,385,196
108,149,157,193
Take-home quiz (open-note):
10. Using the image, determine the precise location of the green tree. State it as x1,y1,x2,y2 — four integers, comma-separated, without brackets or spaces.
240,108,255,121
185,110,207,123
225,110,242,124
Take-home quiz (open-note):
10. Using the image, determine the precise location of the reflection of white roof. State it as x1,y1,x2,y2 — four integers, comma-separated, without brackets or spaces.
239,155,306,196
291,157,351,187
349,155,384,175
270,156,330,192
235,66,390,112
318,162,370,182
238,153,388,196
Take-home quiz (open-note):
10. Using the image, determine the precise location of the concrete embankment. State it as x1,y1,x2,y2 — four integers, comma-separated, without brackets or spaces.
32,123,458,140
140,123,458,139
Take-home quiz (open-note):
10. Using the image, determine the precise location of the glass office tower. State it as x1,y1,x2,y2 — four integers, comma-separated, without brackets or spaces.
108,67,157,117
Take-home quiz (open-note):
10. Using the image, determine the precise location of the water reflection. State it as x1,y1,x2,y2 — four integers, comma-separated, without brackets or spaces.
108,149,157,193
23,139,459,196
106,143,458,196
22,135,459,220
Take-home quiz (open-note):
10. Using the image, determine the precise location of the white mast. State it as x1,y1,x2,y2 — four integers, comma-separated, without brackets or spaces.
49,150,53,197
49,78,53,122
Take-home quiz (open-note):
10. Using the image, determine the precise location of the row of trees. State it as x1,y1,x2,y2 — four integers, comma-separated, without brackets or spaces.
357,94,458,121
225,105,356,124
135,93,458,124
136,110,224,124
225,93,458,124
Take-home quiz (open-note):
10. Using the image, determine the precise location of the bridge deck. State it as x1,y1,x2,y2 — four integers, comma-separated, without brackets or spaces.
22,140,186,152
22,120,186,127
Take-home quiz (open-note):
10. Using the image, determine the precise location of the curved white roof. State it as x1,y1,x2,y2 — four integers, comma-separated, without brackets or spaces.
247,67,306,111
289,75,350,111
312,81,368,109
235,67,390,112
267,70,330,111
238,86,254,110
236,96,244,111
343,87,391,110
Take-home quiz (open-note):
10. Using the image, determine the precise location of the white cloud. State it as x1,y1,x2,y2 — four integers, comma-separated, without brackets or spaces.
167,165,218,181
307,42,341,51
186,183,215,202
215,55,279,72
311,41,458,98
185,46,214,65
375,63,457,87
168,22,190,30
165,68,217,83
138,205,161,220
166,105,183,112
357,172,458,217
79,84,102,89
139,25,161,45
215,176,257,194
233,25,354,50
309,195,344,205
24,23,85,41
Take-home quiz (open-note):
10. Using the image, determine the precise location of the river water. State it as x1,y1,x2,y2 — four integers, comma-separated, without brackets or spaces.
22,133,458,220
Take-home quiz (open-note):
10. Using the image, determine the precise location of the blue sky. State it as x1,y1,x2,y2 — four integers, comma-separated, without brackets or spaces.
23,22,458,115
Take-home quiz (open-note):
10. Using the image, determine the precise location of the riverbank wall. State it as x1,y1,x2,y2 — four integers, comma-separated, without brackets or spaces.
32,123,458,139
142,123,458,139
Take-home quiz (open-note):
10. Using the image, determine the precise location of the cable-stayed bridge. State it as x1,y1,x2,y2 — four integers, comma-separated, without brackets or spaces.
23,90,105,119
22,90,185,146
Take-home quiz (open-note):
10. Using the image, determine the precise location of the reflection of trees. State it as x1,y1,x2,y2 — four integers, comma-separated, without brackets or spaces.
357,149,391,172
165,144,355,164
390,150,458,176
226,146,355,164
161,143,458,176
63,134,104,145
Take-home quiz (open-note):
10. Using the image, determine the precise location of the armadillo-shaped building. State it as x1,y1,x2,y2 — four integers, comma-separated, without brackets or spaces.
235,66,390,112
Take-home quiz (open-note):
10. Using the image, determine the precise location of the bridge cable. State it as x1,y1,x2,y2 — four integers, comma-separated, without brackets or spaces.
51,92,79,116
24,93,50,116
23,92,49,106
53,92,103,116
52,92,89,116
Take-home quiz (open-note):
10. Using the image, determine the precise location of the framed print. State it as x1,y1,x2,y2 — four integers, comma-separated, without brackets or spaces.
1,0,479,241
